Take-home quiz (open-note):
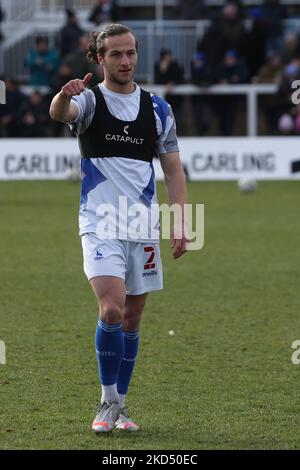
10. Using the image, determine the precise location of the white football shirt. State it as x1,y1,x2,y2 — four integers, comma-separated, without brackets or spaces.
70,82,179,241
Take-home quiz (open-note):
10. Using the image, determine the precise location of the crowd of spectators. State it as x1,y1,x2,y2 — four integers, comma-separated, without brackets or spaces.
1,1,300,137
0,7,104,138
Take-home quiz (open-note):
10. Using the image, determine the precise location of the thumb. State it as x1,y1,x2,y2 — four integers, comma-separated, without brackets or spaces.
82,73,93,87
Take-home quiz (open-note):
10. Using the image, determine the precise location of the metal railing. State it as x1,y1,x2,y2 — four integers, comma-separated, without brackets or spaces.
4,0,300,22
4,15,300,81
37,0,177,7
17,82,278,136
3,14,300,77
1,0,36,21
2,20,210,82
143,84,277,136
1,0,177,20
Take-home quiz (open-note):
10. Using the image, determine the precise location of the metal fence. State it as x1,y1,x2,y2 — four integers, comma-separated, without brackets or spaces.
2,0,300,81
3,20,210,82
3,15,300,81
3,0,300,21
1,0,36,21
1,0,177,20
143,83,277,136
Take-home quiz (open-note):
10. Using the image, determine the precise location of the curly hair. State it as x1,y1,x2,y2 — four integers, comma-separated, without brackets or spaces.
87,24,138,64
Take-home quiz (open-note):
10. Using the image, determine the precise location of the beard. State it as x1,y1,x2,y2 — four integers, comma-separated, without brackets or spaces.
107,67,136,86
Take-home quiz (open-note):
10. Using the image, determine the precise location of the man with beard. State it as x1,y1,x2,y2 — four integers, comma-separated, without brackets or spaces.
50,24,188,434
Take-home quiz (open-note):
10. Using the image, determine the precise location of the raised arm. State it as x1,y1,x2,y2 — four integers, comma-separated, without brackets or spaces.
49,73,93,123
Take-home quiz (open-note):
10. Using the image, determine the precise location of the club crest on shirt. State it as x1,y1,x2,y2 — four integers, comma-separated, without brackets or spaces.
94,250,104,260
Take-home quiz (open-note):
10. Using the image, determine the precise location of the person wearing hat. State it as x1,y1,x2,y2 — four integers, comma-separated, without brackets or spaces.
214,49,249,135
190,51,214,135
59,9,84,58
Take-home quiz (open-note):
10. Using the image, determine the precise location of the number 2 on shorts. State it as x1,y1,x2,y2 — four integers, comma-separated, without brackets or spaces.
144,246,156,270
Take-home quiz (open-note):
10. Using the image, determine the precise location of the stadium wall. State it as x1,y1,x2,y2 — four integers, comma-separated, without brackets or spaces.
0,138,300,180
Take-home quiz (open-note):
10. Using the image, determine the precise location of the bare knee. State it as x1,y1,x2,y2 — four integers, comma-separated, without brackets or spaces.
123,306,144,331
90,277,126,325
100,302,123,324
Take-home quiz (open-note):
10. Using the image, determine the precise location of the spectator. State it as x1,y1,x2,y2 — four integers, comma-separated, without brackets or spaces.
19,91,50,137
50,62,75,137
264,61,300,133
88,0,119,26
154,49,184,85
262,0,287,54
255,52,284,134
228,0,245,20
190,51,214,135
154,49,184,133
279,33,300,65
218,2,247,52
277,61,300,104
25,36,60,86
293,105,300,134
214,49,249,135
63,34,102,87
198,2,247,75
245,7,268,79
278,113,294,135
197,24,227,77
256,51,283,84
175,0,207,20
0,78,25,137
59,9,84,58
0,1,4,43
215,49,248,85
191,52,212,87
0,2,4,74
51,62,74,96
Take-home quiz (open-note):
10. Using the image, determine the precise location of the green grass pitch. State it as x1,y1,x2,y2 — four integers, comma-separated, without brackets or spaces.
0,180,300,450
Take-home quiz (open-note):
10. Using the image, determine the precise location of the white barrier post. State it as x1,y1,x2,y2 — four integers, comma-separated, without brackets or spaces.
0,340,6,365
0,80,6,104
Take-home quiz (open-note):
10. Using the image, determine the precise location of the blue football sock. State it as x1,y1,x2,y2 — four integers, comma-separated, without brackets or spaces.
95,320,124,386
117,330,140,395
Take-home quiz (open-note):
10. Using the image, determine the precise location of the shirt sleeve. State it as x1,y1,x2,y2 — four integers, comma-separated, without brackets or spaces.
157,104,179,155
68,89,96,136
